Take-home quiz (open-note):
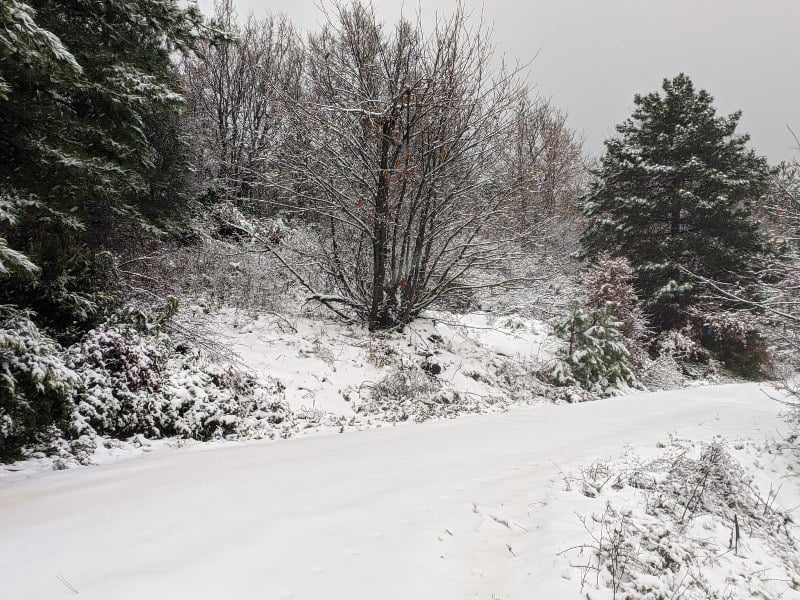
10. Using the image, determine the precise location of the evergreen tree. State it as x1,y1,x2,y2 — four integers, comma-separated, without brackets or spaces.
551,303,637,394
585,253,649,366
581,74,770,328
0,0,213,336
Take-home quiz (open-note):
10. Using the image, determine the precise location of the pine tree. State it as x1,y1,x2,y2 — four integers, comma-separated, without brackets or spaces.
580,74,770,329
552,303,637,394
0,0,214,335
585,253,649,367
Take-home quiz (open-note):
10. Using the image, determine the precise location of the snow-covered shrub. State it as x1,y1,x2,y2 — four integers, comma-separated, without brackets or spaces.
160,356,288,440
69,303,289,442
646,328,716,385
585,253,649,365
566,442,800,599
585,254,648,341
0,297,297,464
0,306,79,460
636,354,685,392
68,319,174,438
542,256,645,397
652,328,707,363
361,364,441,421
648,326,725,384
548,382,595,404
490,358,555,401
359,363,504,422
549,303,638,394
699,311,772,379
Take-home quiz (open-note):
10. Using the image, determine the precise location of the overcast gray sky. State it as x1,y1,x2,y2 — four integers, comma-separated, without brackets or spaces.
200,0,799,162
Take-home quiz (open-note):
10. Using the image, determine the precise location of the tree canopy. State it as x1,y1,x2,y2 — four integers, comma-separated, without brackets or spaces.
581,74,771,328
0,0,214,334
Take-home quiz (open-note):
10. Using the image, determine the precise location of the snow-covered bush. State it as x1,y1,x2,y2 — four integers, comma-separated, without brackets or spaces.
542,256,645,397
160,355,288,440
1,299,293,464
585,253,649,366
69,319,174,438
585,254,648,342
548,303,638,394
566,442,800,599
359,363,503,422
636,354,686,392
652,328,707,363
491,357,550,400
0,306,79,460
648,326,724,384
547,382,596,404
361,364,442,421
69,304,289,442
699,311,772,379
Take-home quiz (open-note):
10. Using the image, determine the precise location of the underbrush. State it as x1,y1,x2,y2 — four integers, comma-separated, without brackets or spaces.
356,363,508,423
4,222,777,468
1,301,291,464
560,440,800,599
125,229,770,400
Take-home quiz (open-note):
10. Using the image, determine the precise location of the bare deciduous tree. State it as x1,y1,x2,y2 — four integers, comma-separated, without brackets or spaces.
273,2,524,330
504,94,586,227
182,0,303,204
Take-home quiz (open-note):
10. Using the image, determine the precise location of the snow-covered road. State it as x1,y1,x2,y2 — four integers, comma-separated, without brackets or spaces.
0,383,785,599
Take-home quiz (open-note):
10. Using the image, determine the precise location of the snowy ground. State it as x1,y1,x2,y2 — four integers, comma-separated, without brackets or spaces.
206,307,559,416
0,308,562,481
1,383,796,599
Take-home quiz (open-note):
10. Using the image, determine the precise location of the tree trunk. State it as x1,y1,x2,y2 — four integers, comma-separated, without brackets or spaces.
369,120,395,330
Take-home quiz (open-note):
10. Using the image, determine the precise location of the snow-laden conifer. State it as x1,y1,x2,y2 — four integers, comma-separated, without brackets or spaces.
581,74,770,329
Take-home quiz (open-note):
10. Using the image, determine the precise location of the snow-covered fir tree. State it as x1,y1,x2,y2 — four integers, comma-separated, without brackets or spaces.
585,253,649,366
580,74,771,329
0,0,213,335
551,302,638,394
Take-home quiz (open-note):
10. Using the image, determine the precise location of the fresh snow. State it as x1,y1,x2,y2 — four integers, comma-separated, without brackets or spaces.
1,382,796,599
210,308,558,416
0,308,561,482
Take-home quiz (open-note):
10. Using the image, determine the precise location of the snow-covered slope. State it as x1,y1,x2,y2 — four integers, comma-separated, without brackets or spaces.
0,383,794,599
210,308,558,416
